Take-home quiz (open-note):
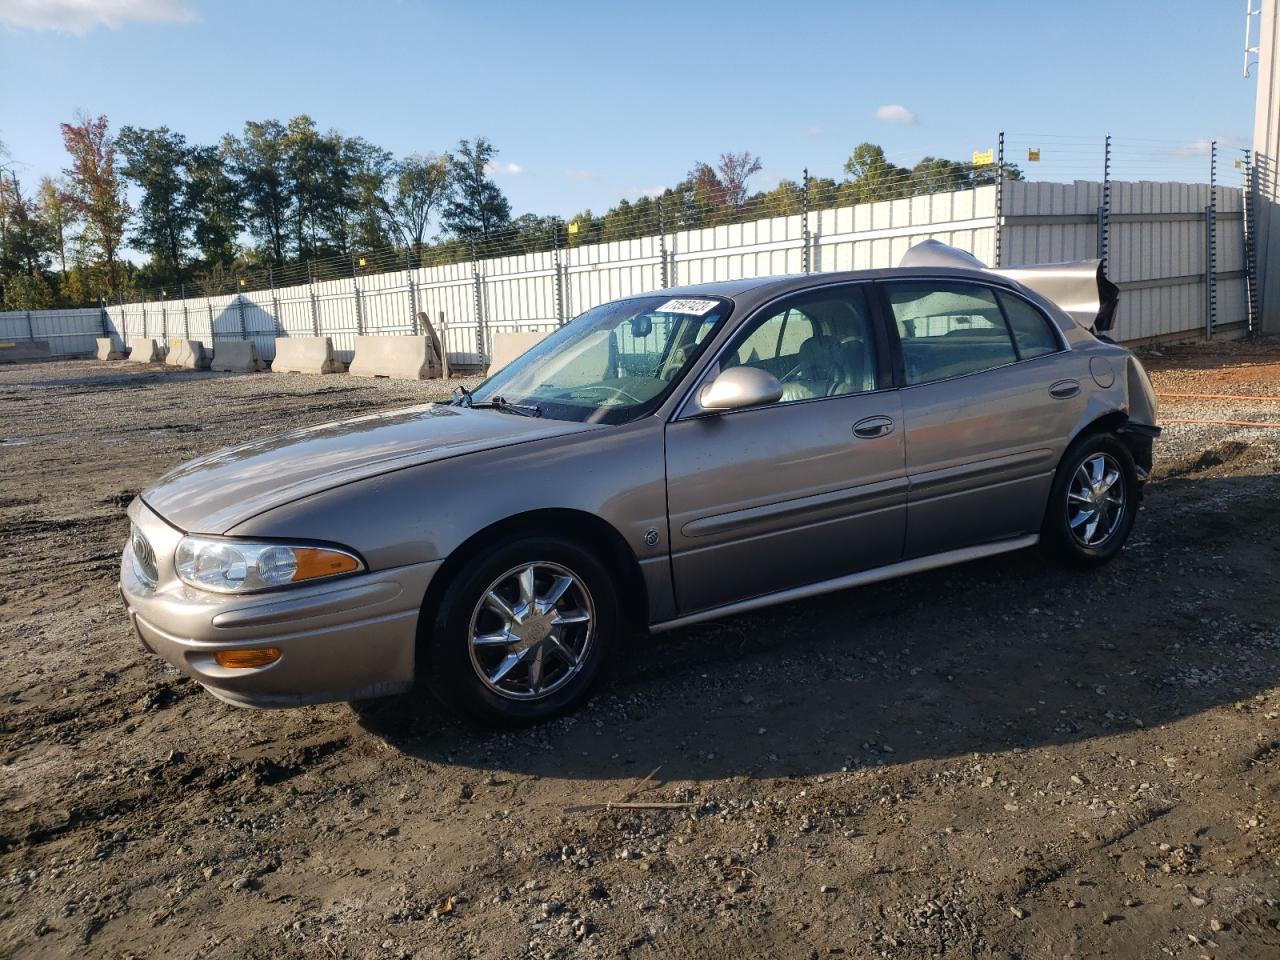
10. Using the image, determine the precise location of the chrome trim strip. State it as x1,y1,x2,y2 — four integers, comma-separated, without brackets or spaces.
649,534,1039,633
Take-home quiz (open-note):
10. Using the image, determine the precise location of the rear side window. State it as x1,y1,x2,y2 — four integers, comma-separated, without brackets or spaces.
998,292,1060,359
886,282,1017,385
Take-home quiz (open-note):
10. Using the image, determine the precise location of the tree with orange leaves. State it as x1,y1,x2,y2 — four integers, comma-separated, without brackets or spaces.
59,114,130,299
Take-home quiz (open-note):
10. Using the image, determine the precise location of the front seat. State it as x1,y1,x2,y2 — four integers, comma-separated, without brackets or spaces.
780,335,846,401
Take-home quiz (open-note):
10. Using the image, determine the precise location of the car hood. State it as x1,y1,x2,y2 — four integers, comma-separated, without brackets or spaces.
142,403,602,534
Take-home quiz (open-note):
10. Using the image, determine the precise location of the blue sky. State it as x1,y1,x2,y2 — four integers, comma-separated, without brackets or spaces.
0,0,1261,222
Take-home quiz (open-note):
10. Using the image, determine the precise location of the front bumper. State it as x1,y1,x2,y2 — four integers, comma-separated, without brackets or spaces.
120,498,441,708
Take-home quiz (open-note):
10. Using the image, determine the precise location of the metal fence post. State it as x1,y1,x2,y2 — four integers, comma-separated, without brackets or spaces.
801,168,812,274
307,261,320,337
351,255,364,336
207,297,216,344
99,299,109,338
160,298,168,344
405,252,418,333
180,283,190,339
658,195,669,289
1097,134,1112,269
1242,148,1259,334
236,292,247,340
25,311,34,342
268,268,281,337
471,241,486,361
552,221,565,326
1205,139,1218,339
995,130,1005,267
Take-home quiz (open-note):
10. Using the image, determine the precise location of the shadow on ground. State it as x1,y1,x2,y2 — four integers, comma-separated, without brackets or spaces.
355,469,1280,785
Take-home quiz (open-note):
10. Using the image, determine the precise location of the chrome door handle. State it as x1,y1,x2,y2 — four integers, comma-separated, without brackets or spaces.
852,416,895,439
1049,379,1081,399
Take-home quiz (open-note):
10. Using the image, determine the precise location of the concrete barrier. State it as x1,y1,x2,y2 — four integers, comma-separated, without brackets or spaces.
488,330,553,374
272,336,344,374
0,340,52,363
126,339,166,363
210,340,263,373
166,339,210,370
95,337,126,360
348,335,441,380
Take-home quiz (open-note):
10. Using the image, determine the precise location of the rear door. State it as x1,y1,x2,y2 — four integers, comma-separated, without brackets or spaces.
880,279,1087,557
664,283,906,614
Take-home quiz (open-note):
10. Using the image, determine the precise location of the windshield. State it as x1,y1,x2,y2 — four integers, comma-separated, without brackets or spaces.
469,295,732,424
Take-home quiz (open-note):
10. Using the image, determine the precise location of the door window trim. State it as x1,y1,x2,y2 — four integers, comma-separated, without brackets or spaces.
672,279,896,421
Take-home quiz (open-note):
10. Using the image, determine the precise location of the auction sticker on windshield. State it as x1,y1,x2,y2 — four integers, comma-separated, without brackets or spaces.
656,299,720,315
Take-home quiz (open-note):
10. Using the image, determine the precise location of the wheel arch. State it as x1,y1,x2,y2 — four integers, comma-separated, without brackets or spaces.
419,508,649,640
1068,408,1153,477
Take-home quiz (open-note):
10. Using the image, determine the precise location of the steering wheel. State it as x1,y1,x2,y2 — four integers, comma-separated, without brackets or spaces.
570,384,645,405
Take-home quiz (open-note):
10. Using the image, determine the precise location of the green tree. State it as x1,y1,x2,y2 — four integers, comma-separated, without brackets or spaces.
36,176,74,280
186,144,241,269
0,172,57,307
377,152,450,259
842,142,911,203
226,120,292,264
443,137,512,242
117,125,194,284
59,114,131,298
325,134,392,256
909,156,970,195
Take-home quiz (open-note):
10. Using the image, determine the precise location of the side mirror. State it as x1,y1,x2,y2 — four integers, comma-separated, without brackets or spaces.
699,366,783,412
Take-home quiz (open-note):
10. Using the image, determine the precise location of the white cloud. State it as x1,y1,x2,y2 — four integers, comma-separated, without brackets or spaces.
0,0,197,35
1173,138,1213,157
875,104,919,126
625,185,665,199
484,161,524,176
806,126,823,136
564,168,600,183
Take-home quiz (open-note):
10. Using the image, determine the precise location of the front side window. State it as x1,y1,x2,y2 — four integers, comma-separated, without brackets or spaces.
718,285,879,403
887,282,1017,385
472,295,731,424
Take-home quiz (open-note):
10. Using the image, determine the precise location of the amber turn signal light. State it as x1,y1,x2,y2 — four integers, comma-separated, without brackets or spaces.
215,647,282,669
292,548,361,582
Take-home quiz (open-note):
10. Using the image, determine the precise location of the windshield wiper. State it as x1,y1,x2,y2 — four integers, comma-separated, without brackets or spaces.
462,393,542,418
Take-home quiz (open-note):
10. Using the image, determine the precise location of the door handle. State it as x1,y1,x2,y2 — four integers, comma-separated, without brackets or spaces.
1049,379,1081,399
852,416,895,439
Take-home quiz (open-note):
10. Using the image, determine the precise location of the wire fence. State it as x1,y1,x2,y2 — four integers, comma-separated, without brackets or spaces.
1,132,1262,364
82,133,1248,306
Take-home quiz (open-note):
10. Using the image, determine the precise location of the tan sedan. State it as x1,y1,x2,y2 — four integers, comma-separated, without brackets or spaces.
122,251,1159,724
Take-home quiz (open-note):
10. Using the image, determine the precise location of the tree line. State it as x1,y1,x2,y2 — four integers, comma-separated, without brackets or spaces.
0,116,1018,311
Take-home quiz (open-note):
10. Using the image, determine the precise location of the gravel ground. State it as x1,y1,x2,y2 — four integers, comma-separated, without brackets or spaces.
1,343,1278,960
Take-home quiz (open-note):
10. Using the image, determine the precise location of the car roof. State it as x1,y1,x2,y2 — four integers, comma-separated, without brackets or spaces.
652,266,1022,304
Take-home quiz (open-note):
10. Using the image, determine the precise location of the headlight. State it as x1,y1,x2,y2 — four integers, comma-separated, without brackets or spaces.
174,536,363,594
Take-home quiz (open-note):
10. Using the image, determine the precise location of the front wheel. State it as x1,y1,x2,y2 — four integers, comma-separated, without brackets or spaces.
421,536,617,725
1041,433,1139,567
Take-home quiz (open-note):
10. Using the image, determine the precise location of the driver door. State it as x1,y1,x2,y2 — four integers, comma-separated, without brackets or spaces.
664,284,907,614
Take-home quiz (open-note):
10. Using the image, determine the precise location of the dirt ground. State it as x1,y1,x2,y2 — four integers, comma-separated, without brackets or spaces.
1,341,1278,960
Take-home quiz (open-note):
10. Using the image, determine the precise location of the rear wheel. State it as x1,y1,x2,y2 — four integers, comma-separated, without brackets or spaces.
1041,433,1138,567
421,536,616,725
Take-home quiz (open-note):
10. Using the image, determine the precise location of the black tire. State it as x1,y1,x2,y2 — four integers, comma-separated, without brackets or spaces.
420,536,617,725
1041,432,1139,568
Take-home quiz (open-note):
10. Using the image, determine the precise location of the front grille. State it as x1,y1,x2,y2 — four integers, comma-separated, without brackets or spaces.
130,524,159,587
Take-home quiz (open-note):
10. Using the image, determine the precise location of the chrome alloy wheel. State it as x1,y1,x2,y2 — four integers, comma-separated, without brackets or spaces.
1066,452,1127,548
467,562,596,700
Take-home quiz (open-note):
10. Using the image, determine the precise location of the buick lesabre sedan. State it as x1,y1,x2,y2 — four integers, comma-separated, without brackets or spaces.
122,242,1160,724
